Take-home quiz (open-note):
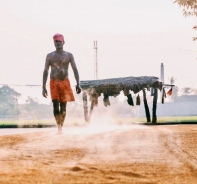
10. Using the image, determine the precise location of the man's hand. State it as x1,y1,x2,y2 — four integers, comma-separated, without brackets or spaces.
42,87,48,98
76,85,81,94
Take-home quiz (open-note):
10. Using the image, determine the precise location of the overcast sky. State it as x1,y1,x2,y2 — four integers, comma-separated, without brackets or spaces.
0,0,196,103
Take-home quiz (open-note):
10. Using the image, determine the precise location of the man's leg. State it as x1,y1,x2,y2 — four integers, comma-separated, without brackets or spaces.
60,102,67,126
52,99,61,133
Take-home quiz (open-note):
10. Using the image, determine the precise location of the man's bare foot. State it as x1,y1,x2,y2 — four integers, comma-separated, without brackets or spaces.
57,125,62,134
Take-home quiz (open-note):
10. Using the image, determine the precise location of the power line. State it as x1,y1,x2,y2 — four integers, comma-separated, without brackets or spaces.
0,84,43,87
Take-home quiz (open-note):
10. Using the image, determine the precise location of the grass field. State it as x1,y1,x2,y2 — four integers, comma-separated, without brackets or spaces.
0,116,197,128
125,116,197,123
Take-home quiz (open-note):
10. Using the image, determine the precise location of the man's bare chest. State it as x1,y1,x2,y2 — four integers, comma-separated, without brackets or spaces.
50,54,70,67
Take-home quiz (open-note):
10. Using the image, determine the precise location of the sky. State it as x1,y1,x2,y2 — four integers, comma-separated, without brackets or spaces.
0,0,197,104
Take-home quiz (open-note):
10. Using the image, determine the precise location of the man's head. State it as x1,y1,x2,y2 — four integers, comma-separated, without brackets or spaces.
53,33,64,42
53,33,64,50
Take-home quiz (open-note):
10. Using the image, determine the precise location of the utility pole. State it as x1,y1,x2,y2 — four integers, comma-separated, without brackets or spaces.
94,41,98,80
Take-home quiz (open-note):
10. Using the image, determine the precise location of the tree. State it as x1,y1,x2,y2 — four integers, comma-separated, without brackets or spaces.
25,96,40,112
181,87,195,95
26,96,39,106
173,0,197,40
0,85,20,118
174,0,197,16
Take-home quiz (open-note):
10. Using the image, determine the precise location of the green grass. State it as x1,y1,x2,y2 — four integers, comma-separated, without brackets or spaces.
0,118,86,128
0,120,54,125
0,120,55,128
156,116,197,123
115,116,197,124
0,116,197,127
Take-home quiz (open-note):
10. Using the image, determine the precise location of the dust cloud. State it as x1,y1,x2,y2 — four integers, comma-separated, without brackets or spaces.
23,113,161,167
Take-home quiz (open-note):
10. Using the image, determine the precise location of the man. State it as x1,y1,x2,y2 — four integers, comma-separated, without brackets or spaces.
42,33,81,134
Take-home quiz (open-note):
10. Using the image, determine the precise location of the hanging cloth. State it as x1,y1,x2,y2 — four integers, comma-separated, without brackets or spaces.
127,94,134,106
161,87,166,104
136,94,140,106
150,87,154,96
103,93,110,107
92,93,98,107
167,87,173,96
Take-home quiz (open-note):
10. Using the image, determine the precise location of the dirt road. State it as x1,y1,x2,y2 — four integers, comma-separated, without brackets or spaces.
0,124,197,184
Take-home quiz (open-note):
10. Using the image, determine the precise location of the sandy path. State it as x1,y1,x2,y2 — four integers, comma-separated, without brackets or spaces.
0,124,197,184
0,128,52,136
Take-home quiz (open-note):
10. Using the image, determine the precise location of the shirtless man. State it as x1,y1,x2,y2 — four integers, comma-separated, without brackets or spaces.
42,33,81,134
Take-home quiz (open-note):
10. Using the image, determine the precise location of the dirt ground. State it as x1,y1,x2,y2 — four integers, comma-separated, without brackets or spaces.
0,123,197,184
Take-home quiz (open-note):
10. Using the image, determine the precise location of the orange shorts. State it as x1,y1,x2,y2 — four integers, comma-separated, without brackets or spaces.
50,79,75,102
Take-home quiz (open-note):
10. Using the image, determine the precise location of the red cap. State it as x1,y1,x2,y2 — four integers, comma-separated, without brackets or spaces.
53,33,64,42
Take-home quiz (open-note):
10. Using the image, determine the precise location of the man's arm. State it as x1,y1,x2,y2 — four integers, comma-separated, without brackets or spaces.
42,54,50,98
70,53,80,85
70,53,81,94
